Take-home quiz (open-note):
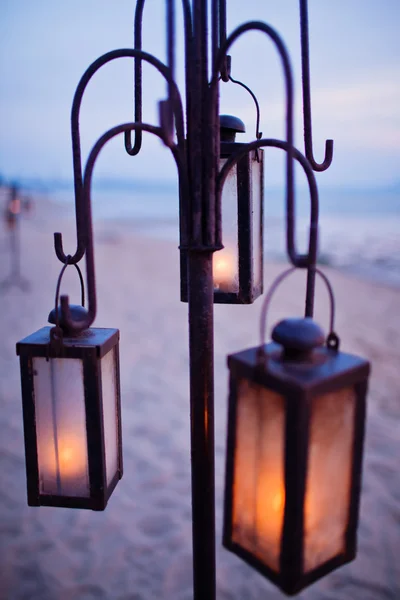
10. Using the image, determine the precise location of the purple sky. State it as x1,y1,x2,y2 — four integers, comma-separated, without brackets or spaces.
0,0,399,187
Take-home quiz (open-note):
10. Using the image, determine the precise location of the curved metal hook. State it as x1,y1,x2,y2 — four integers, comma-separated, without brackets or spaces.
300,0,333,171
54,48,185,267
125,0,193,156
210,21,295,249
213,0,229,81
125,0,145,157
217,138,319,316
59,121,187,334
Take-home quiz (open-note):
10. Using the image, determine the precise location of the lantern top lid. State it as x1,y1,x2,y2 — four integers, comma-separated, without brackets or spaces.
220,114,246,133
220,115,246,142
48,304,89,336
272,317,325,357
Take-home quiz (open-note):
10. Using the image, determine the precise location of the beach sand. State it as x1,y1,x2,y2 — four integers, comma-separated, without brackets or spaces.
0,196,399,600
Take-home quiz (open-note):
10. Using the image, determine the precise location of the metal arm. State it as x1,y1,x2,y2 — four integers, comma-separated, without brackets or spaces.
54,48,184,266
125,0,193,156
210,20,295,252
59,121,186,334
218,138,319,317
299,0,333,171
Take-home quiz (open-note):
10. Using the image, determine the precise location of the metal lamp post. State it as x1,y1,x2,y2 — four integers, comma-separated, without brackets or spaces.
15,1,346,598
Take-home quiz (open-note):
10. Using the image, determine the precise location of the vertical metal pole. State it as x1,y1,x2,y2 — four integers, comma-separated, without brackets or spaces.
188,250,216,600
187,0,216,595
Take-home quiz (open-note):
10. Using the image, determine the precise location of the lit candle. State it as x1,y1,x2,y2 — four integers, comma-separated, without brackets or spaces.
256,474,285,556
231,383,286,572
39,432,88,495
56,435,88,480
34,358,90,497
213,249,236,291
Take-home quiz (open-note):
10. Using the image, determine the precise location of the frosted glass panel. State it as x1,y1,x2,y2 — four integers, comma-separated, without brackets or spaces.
232,380,285,572
215,158,238,292
251,153,262,288
304,386,356,572
33,357,90,497
101,348,119,486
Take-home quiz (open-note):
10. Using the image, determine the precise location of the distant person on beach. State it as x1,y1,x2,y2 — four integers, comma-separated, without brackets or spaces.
3,184,33,230
4,184,21,230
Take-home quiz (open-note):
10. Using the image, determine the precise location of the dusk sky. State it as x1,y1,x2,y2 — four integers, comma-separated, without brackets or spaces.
0,0,399,188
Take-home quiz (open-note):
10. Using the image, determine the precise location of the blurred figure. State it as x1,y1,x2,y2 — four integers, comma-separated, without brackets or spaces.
4,184,21,230
1,182,32,291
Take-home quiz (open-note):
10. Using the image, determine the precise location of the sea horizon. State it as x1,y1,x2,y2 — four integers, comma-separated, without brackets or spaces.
13,178,400,290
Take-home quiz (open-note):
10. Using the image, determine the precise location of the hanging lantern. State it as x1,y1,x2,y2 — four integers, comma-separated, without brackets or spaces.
16,303,123,511
223,271,370,595
180,114,264,304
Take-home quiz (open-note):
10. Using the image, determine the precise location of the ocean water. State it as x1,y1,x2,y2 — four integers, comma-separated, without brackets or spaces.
51,185,400,288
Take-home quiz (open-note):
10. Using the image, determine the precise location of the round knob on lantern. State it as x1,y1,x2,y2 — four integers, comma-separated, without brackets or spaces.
48,305,89,335
272,317,325,359
220,114,246,142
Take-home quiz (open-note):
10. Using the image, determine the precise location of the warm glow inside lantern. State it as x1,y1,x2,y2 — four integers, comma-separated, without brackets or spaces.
180,114,264,304
16,324,122,510
223,317,370,595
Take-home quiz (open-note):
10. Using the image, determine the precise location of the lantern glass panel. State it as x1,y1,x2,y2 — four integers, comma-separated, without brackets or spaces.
213,158,238,293
101,347,119,487
251,154,262,289
33,357,90,497
232,379,285,572
304,386,356,573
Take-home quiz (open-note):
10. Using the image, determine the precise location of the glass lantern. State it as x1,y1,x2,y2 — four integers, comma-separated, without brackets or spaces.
181,114,264,304
16,319,123,511
223,316,370,595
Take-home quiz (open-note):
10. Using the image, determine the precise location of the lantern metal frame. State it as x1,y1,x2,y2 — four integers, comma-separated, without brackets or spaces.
180,138,264,304
18,1,337,598
17,326,123,511
224,347,369,595
223,268,370,595
217,142,264,304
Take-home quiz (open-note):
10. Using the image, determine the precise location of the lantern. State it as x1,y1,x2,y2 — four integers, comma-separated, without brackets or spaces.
223,316,370,595
180,114,264,304
16,306,123,511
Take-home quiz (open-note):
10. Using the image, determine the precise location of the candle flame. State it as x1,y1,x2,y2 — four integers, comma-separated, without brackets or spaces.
56,436,87,479
272,489,285,513
213,250,236,291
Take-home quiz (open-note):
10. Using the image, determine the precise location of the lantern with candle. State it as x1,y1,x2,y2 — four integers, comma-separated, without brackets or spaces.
223,268,370,595
180,113,264,304
16,258,123,510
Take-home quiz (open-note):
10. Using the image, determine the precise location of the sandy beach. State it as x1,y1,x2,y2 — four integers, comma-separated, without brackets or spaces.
0,196,399,600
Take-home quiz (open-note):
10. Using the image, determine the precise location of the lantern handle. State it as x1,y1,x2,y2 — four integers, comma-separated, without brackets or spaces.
49,256,85,342
227,70,262,142
258,266,339,361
